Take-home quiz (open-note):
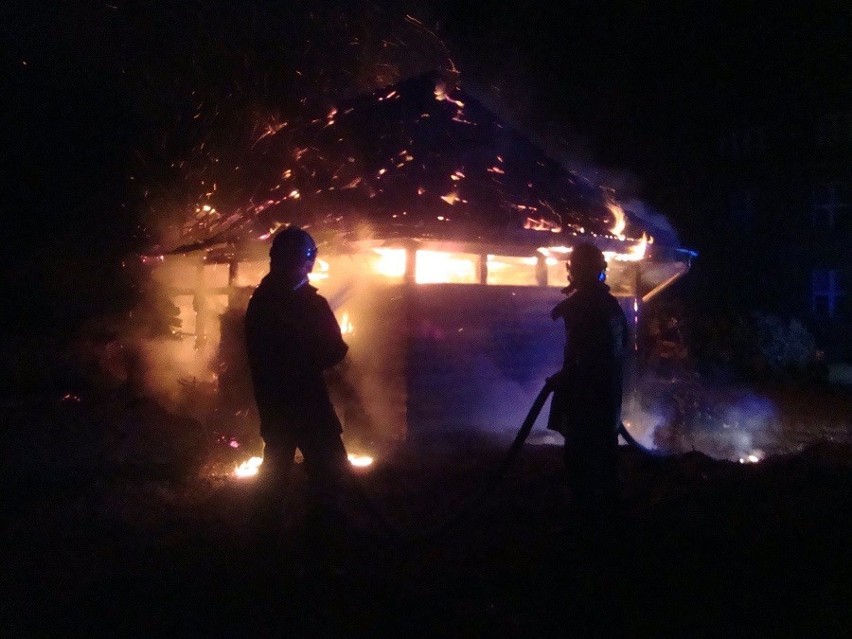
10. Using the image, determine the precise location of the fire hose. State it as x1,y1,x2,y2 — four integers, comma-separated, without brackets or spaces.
348,373,671,543
346,375,556,543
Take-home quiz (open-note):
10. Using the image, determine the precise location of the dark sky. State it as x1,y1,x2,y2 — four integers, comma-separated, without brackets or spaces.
1,1,849,320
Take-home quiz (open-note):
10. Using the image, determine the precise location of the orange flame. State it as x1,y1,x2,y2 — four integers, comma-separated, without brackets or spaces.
606,200,627,238
524,217,562,233
371,247,407,278
338,311,354,335
234,454,373,478
415,250,477,284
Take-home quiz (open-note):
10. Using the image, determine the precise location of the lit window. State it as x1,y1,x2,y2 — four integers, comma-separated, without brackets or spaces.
815,112,852,146
486,255,538,286
368,248,407,281
415,251,479,284
811,183,848,231
812,269,846,318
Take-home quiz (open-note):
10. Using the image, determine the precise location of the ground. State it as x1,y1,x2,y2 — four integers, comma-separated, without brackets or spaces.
2,386,851,637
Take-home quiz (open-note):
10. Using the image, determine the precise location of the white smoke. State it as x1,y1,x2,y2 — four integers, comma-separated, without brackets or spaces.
625,373,779,461
622,198,681,247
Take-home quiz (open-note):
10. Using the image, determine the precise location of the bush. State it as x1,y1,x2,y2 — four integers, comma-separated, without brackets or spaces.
670,308,820,382
750,312,818,378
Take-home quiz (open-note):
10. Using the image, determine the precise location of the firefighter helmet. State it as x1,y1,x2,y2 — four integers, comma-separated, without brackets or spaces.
568,242,607,284
270,226,318,269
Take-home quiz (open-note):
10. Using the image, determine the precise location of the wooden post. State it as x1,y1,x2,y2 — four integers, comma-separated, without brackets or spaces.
193,257,207,350
404,243,416,285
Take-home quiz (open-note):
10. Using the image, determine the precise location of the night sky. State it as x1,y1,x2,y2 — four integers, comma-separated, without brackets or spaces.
1,1,849,335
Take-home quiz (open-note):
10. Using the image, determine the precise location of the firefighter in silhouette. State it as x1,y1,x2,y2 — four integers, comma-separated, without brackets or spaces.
244,226,350,536
548,243,629,522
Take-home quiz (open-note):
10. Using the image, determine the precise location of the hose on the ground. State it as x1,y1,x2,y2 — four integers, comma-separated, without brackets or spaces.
350,374,673,543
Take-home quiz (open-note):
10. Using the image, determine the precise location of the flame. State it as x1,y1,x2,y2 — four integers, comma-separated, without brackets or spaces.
606,201,627,238
307,258,330,281
339,310,354,335
486,255,537,273
603,234,650,263
370,247,407,278
539,236,649,265
234,456,263,478
537,246,572,258
486,255,540,285
347,454,373,467
233,453,373,478
628,234,650,260
524,217,562,233
415,250,477,284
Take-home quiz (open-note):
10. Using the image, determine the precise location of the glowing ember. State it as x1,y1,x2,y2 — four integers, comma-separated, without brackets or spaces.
254,119,287,144
258,220,287,240
524,217,562,233
440,191,465,205
434,83,465,109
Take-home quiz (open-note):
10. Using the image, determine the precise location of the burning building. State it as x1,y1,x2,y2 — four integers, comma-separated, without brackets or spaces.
145,73,694,445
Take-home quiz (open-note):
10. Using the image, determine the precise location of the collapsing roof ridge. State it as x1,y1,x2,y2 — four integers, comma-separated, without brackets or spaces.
173,72,665,255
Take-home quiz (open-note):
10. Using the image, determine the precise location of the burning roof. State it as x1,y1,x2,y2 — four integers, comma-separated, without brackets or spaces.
171,72,656,256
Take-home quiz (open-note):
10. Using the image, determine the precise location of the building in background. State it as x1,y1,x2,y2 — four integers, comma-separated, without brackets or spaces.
707,107,850,359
